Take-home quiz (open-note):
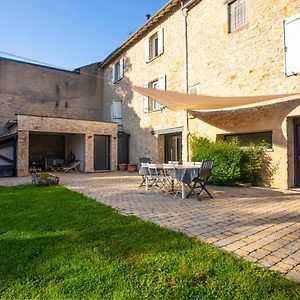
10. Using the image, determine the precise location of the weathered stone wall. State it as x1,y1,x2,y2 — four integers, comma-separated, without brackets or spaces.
102,5,186,164
16,115,118,176
102,0,300,189
186,0,300,189
0,58,103,136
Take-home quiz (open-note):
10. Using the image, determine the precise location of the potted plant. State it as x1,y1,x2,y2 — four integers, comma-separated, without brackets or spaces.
119,163,127,171
127,163,137,172
31,173,60,186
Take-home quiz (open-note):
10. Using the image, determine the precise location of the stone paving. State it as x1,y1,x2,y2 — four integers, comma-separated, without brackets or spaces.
1,172,300,282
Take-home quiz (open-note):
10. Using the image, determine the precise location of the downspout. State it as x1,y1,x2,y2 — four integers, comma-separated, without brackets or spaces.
182,3,190,162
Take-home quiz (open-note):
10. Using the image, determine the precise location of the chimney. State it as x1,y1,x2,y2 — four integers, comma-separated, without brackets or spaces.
146,14,151,20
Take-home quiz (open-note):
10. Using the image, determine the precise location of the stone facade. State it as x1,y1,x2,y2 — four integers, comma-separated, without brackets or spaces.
101,0,300,189
16,115,118,176
0,58,103,136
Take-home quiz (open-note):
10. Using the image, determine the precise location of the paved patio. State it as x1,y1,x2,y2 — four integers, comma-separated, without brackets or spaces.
1,172,300,282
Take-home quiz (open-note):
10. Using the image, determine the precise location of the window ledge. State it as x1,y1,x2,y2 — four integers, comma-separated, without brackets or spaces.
147,53,163,64
228,23,249,34
145,108,164,114
112,78,123,85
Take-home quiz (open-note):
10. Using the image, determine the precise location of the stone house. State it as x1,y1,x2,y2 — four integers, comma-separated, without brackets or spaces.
1,0,300,190
100,0,300,190
0,58,118,177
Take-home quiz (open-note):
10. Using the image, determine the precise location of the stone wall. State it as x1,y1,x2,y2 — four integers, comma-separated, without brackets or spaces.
102,5,186,164
101,0,300,189
0,58,103,136
16,115,118,176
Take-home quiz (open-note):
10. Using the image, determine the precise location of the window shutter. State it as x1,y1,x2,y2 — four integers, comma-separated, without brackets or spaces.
158,75,166,108
158,28,164,55
284,14,300,76
112,64,116,83
145,37,150,63
113,101,122,125
143,83,149,112
119,58,124,79
158,75,166,91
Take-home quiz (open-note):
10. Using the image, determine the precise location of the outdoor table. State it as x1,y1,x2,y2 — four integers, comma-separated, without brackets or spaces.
139,164,202,199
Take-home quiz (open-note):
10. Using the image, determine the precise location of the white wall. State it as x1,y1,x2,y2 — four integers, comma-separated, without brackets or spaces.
66,134,85,172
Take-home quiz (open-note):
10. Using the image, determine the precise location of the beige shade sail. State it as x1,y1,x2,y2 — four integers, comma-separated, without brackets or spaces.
132,86,300,111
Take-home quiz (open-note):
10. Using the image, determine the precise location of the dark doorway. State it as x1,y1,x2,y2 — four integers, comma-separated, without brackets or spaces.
294,118,300,187
165,133,182,163
29,133,65,171
94,135,110,171
0,135,16,177
118,132,130,166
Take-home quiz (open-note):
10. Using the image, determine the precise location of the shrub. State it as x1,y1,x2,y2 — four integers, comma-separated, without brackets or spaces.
189,135,265,186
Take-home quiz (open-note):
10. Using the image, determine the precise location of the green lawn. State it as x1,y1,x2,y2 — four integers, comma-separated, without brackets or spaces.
0,186,299,299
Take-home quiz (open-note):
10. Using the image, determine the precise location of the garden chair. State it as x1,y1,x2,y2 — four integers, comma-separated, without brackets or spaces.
163,163,182,197
139,162,150,188
148,164,165,192
63,160,81,173
186,160,213,199
139,157,150,164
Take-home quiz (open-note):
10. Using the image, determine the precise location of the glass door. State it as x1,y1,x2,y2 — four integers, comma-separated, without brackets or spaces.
165,133,182,163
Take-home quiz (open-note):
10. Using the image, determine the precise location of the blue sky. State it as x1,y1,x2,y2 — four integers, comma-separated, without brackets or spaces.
0,0,168,70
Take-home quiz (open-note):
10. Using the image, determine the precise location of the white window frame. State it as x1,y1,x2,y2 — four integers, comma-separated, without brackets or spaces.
283,13,300,76
228,0,247,33
145,28,164,63
111,57,124,84
143,75,166,113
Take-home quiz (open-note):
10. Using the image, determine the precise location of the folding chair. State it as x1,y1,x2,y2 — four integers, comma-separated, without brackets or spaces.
139,157,150,164
63,160,81,173
148,164,165,192
163,163,182,197
186,160,213,199
139,162,150,188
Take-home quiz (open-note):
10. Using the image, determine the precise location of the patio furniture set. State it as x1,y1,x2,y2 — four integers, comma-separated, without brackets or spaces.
139,159,213,200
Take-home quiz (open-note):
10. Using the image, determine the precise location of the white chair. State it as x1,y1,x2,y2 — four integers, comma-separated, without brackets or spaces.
168,161,179,165
139,162,149,188
148,164,165,192
163,163,182,198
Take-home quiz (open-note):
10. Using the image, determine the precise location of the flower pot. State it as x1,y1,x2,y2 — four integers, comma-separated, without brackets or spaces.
31,173,60,186
127,164,137,172
119,163,127,171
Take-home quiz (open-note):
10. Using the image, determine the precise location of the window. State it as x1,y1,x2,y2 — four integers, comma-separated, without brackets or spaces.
149,80,161,111
284,13,300,76
111,101,122,125
228,0,247,33
111,57,124,83
143,76,166,113
224,131,273,149
145,28,164,62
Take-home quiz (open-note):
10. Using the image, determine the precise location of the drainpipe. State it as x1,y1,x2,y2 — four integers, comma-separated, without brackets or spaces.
182,4,190,162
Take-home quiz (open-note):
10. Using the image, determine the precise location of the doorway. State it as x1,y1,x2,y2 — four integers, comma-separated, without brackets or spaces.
94,135,110,171
294,119,300,186
165,133,182,163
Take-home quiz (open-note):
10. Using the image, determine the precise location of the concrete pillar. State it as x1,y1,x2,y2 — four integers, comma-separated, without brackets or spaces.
17,130,29,177
111,135,118,171
85,133,94,173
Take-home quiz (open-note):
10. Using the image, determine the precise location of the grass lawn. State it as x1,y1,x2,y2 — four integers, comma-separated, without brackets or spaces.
0,185,299,299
